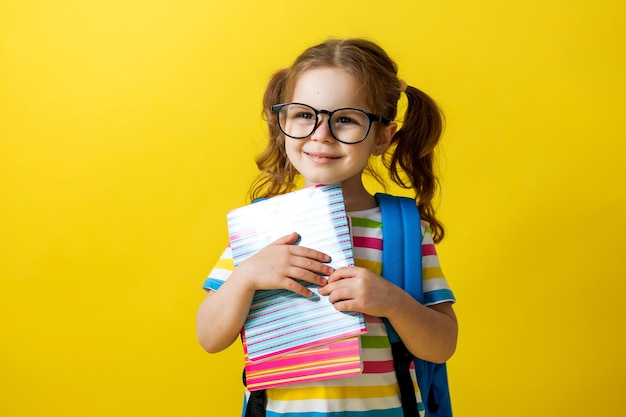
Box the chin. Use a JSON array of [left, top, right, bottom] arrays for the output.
[[304, 176, 345, 187]]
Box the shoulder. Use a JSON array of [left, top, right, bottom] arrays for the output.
[[348, 206, 381, 222]]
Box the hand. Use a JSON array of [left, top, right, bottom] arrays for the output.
[[319, 266, 398, 317], [235, 232, 334, 297]]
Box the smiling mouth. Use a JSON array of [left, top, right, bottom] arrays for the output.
[[304, 152, 341, 163]]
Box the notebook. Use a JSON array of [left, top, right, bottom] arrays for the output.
[[242, 333, 363, 391], [226, 184, 366, 389]]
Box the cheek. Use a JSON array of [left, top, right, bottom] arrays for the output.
[[284, 140, 302, 166], [349, 138, 378, 160]]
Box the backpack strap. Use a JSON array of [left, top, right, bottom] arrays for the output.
[[244, 390, 266, 417], [376, 193, 453, 417], [375, 193, 422, 417], [375, 193, 423, 301]]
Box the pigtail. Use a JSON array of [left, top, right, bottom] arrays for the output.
[[386, 85, 445, 242], [249, 69, 298, 201]]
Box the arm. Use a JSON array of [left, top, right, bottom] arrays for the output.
[[385, 291, 457, 363], [320, 269, 457, 363], [196, 232, 334, 353]]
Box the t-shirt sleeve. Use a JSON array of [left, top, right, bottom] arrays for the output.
[[202, 246, 234, 291], [421, 221, 456, 306]]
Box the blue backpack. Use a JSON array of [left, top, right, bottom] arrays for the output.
[[244, 194, 452, 417], [376, 193, 453, 417]]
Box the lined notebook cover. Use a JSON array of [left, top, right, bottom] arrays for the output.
[[227, 184, 365, 389]]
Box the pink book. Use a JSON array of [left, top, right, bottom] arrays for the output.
[[242, 334, 362, 391]]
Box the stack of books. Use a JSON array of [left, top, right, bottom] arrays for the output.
[[226, 184, 366, 390]]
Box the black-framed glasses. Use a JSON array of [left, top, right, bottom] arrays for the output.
[[271, 103, 391, 144]]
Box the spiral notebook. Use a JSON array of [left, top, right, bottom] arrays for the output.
[[226, 184, 366, 389]]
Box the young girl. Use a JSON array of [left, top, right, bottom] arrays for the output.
[[196, 38, 457, 417]]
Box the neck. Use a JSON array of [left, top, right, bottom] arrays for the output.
[[340, 180, 377, 212]]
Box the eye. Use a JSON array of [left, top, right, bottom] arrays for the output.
[[285, 105, 316, 122], [333, 110, 368, 127], [295, 110, 315, 120], [336, 116, 358, 124]]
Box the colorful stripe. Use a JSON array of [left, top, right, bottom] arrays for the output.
[[352, 236, 383, 250]]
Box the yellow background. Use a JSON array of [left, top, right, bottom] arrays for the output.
[[1, 1, 624, 416]]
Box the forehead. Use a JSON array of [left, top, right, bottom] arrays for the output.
[[290, 67, 368, 110]]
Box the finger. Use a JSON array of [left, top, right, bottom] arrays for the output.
[[326, 286, 354, 305], [285, 266, 329, 287], [272, 232, 301, 246], [280, 277, 314, 297], [327, 266, 355, 283], [291, 256, 335, 277], [289, 245, 332, 263], [332, 299, 356, 312], [318, 279, 340, 295]]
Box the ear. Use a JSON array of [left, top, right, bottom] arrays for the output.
[[373, 122, 397, 156]]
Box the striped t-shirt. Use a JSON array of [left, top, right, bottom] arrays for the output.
[[203, 206, 455, 417]]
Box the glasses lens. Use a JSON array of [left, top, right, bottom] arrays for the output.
[[330, 109, 370, 143], [278, 104, 317, 139]]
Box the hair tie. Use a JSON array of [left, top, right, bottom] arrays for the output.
[[399, 79, 408, 93]]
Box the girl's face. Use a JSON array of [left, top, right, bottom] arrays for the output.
[[285, 67, 395, 189]]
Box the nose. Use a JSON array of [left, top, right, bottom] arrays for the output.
[[310, 114, 335, 143]]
